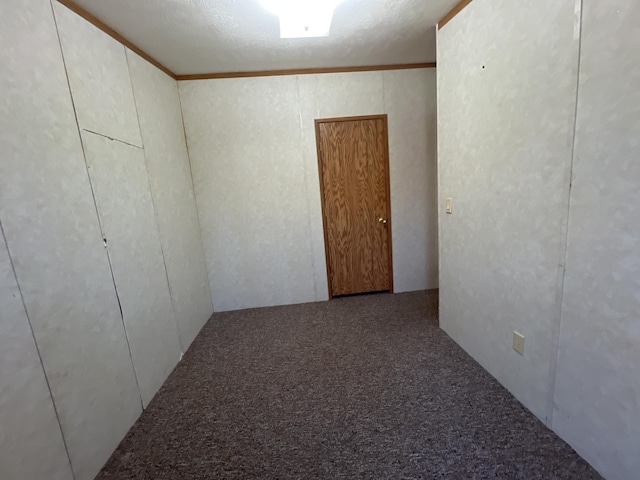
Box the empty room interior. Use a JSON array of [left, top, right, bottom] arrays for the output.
[[1, 0, 638, 479]]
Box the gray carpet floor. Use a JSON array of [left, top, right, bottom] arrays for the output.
[[97, 290, 601, 479]]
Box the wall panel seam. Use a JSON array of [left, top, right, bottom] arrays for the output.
[[295, 76, 320, 301], [124, 48, 185, 354], [50, 0, 145, 413], [82, 128, 143, 149], [0, 219, 76, 480], [545, 0, 584, 428], [176, 87, 215, 311]]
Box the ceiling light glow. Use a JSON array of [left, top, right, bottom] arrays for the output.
[[259, 0, 345, 38]]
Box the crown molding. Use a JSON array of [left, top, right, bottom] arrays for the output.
[[438, 0, 474, 30], [56, 0, 176, 79], [55, 1, 438, 82], [176, 63, 436, 81]]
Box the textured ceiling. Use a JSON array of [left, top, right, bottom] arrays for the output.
[[69, 0, 458, 75]]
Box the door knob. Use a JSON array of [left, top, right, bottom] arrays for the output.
[[378, 217, 387, 225]]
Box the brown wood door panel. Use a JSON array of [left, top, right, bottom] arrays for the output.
[[316, 115, 393, 298], [370, 119, 391, 293]]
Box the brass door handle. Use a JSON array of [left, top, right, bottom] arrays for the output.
[[378, 217, 387, 225]]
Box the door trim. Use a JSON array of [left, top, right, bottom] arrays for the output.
[[314, 114, 394, 299]]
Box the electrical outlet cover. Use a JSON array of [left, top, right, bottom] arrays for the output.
[[513, 331, 525, 355]]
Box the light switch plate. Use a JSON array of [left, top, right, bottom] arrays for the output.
[[445, 197, 453, 214], [513, 331, 525, 355]]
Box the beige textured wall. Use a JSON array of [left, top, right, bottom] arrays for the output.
[[126, 49, 214, 349], [179, 69, 438, 312], [437, 0, 640, 478], [1, 1, 142, 478], [437, 0, 580, 421], [0, 227, 74, 480], [0, 1, 211, 479], [54, 2, 183, 410], [552, 2, 640, 479]]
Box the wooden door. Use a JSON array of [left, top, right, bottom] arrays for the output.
[[315, 114, 393, 298]]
